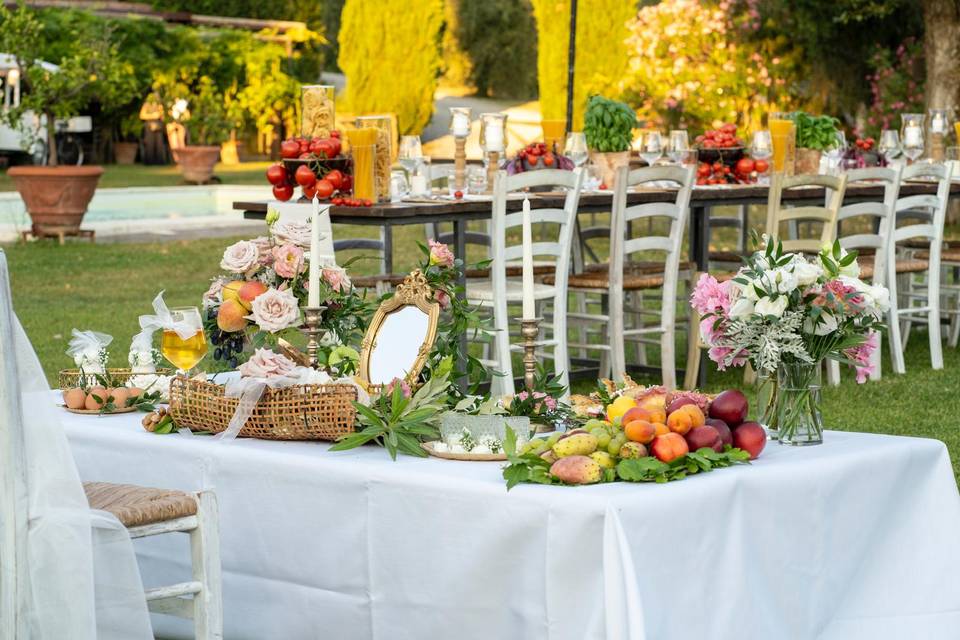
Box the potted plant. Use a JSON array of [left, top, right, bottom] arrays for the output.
[[114, 113, 141, 165], [793, 112, 840, 174], [155, 76, 233, 184], [0, 5, 131, 238], [583, 95, 638, 186]]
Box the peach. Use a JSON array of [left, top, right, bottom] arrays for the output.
[[222, 280, 245, 304], [666, 404, 705, 435], [63, 387, 86, 409], [109, 387, 130, 408], [237, 281, 268, 310], [622, 406, 667, 426], [85, 386, 107, 410], [217, 299, 249, 332], [653, 422, 669, 436], [624, 419, 656, 444], [651, 432, 689, 463]]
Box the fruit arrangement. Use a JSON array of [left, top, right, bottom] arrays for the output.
[[266, 132, 363, 205], [695, 123, 744, 150], [279, 133, 343, 161], [505, 142, 575, 175], [61, 382, 159, 415], [504, 385, 763, 488], [695, 156, 769, 186]]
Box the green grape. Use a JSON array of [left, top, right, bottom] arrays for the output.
[[596, 433, 612, 449]]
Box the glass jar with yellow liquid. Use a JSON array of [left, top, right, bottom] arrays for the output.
[[769, 112, 796, 176], [356, 115, 393, 202], [160, 307, 208, 375], [541, 119, 566, 154]]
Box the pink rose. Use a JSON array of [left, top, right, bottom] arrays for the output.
[[250, 236, 274, 266], [435, 289, 450, 309], [271, 220, 312, 249], [384, 377, 411, 399], [272, 243, 305, 279], [221, 240, 260, 274], [247, 287, 300, 333], [428, 239, 455, 268], [202, 278, 225, 309], [239, 348, 299, 380], [322, 265, 351, 292]]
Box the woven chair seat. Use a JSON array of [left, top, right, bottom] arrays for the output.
[[709, 271, 738, 283], [84, 482, 197, 528], [708, 250, 748, 264], [582, 260, 696, 275], [351, 274, 406, 289], [913, 249, 960, 262], [547, 270, 665, 291], [857, 256, 929, 280], [464, 263, 555, 279], [905, 239, 960, 250]]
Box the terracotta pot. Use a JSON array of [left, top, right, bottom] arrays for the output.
[[7, 165, 103, 234], [114, 142, 138, 165], [589, 150, 631, 187], [795, 148, 822, 174], [176, 145, 221, 183]]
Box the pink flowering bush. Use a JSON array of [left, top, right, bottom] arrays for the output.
[[862, 37, 924, 138]]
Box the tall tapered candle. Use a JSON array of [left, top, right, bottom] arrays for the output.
[[521, 196, 535, 319], [308, 194, 321, 308]]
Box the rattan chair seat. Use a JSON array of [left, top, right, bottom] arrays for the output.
[[857, 256, 929, 280], [708, 250, 748, 264], [545, 270, 665, 290], [464, 263, 555, 279], [84, 482, 198, 528], [582, 260, 696, 275], [913, 249, 960, 262]]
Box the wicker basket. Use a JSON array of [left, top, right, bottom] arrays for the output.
[[58, 368, 173, 390], [168, 376, 357, 441]]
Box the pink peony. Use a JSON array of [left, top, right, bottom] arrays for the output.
[[690, 273, 732, 315], [239, 348, 299, 380], [428, 239, 455, 268], [247, 287, 300, 333], [272, 243, 305, 279], [322, 265, 351, 292], [220, 240, 260, 274]]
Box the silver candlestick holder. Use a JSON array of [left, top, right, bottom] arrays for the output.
[[517, 317, 542, 391], [302, 306, 326, 369]]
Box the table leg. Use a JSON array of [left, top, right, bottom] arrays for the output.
[[382, 224, 394, 275], [453, 219, 469, 390], [689, 205, 709, 270]]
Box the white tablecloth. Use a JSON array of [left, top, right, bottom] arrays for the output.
[[61, 402, 960, 640]]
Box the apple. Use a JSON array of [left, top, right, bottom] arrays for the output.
[[685, 425, 723, 452], [709, 389, 749, 426], [732, 422, 766, 459], [705, 418, 733, 446], [666, 397, 698, 415]]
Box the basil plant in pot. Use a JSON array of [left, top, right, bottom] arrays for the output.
[[583, 95, 638, 186], [0, 4, 133, 238], [793, 112, 840, 174], [155, 76, 233, 184]]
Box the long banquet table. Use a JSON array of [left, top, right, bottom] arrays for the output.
[[63, 400, 960, 640]]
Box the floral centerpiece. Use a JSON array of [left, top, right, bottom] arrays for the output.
[[691, 236, 889, 445], [202, 219, 370, 375]]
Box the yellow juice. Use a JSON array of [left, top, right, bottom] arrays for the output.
[[770, 118, 795, 174], [161, 330, 208, 371], [542, 119, 566, 153], [346, 128, 378, 201], [955, 122, 960, 143]]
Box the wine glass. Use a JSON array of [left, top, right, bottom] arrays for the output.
[[564, 132, 588, 168], [878, 129, 902, 164], [399, 135, 423, 174], [750, 131, 773, 183], [900, 114, 925, 162], [667, 130, 689, 165], [160, 307, 208, 376], [640, 131, 663, 167], [825, 131, 847, 174]]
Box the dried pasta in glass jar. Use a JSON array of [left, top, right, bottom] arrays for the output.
[[301, 85, 335, 139]]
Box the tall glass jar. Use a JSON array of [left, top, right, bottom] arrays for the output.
[[754, 371, 779, 440], [769, 112, 796, 176], [357, 115, 393, 202], [777, 361, 824, 446], [928, 108, 951, 161], [300, 85, 335, 139], [345, 127, 377, 202]]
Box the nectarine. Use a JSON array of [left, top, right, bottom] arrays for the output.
[[651, 432, 689, 462], [709, 389, 749, 427], [732, 421, 766, 459], [705, 418, 733, 446], [685, 425, 723, 453]]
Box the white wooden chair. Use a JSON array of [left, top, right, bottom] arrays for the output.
[[766, 172, 847, 254], [557, 164, 695, 388], [466, 168, 585, 396], [824, 166, 902, 385], [887, 161, 953, 373]]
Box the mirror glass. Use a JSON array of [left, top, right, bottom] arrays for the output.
[[368, 306, 430, 385]]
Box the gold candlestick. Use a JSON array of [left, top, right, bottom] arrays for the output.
[[302, 306, 326, 369], [485, 150, 500, 194], [454, 136, 467, 191], [518, 317, 541, 391]]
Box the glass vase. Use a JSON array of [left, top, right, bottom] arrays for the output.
[[776, 361, 824, 446], [754, 372, 779, 440]]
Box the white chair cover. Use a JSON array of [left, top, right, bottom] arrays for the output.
[[0, 249, 153, 639]]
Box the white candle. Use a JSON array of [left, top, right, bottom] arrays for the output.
[[521, 197, 535, 320], [486, 124, 504, 152], [410, 174, 428, 196], [931, 115, 946, 134], [452, 112, 470, 137], [308, 195, 321, 308], [904, 125, 922, 147]]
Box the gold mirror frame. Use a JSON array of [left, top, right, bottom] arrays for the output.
[[359, 270, 440, 390]]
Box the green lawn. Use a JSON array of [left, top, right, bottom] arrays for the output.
[[0, 162, 272, 191]]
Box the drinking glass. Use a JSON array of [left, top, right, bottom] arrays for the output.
[[750, 131, 773, 184], [878, 129, 902, 164], [399, 135, 423, 174], [667, 130, 689, 165], [769, 112, 796, 175], [160, 307, 207, 375], [564, 132, 589, 168], [390, 169, 408, 201], [466, 165, 486, 194], [640, 131, 663, 167], [825, 131, 847, 174], [901, 113, 925, 162]]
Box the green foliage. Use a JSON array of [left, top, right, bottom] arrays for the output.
[[453, 0, 537, 98], [615, 447, 751, 483], [793, 112, 840, 151], [338, 0, 444, 135], [863, 37, 924, 137], [583, 95, 637, 152]]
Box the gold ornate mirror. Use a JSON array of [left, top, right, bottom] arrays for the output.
[[359, 270, 440, 389]]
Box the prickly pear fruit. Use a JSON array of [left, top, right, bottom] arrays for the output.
[[618, 441, 648, 459], [552, 432, 598, 458], [549, 455, 602, 484], [558, 428, 588, 440], [590, 451, 616, 469], [540, 449, 558, 464]]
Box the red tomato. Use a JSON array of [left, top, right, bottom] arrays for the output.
[[298, 152, 312, 160], [328, 138, 342, 157], [543, 153, 555, 166], [454, 190, 463, 199], [302, 182, 318, 199], [754, 159, 769, 173], [272, 183, 294, 201], [280, 140, 300, 159], [325, 169, 344, 190], [295, 164, 317, 187], [736, 158, 755, 175], [340, 174, 353, 193], [315, 179, 335, 199], [308, 140, 322, 154], [697, 163, 711, 178], [265, 164, 287, 186], [315, 139, 335, 158], [332, 197, 343, 206], [330, 130, 341, 139], [362, 199, 372, 206]]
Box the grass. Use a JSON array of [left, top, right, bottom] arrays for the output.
[[0, 162, 273, 191]]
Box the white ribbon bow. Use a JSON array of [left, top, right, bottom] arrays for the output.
[[66, 329, 112, 363], [139, 291, 198, 340]]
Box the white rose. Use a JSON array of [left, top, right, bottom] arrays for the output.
[[271, 220, 313, 249], [755, 296, 788, 318], [791, 261, 822, 286], [220, 240, 260, 274], [238, 348, 299, 380], [247, 288, 300, 333], [729, 297, 756, 319], [736, 276, 760, 301], [868, 284, 890, 313], [766, 268, 799, 294], [811, 312, 839, 336]]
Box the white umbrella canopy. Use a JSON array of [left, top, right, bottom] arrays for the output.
[[0, 248, 153, 640]]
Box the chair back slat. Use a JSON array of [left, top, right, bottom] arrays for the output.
[[505, 168, 581, 192], [623, 236, 675, 255], [626, 165, 691, 185], [624, 202, 683, 222], [839, 233, 885, 251], [504, 208, 569, 228], [503, 241, 563, 261], [766, 172, 846, 255], [893, 161, 953, 264], [774, 206, 838, 223], [831, 165, 901, 286], [893, 223, 937, 243]]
